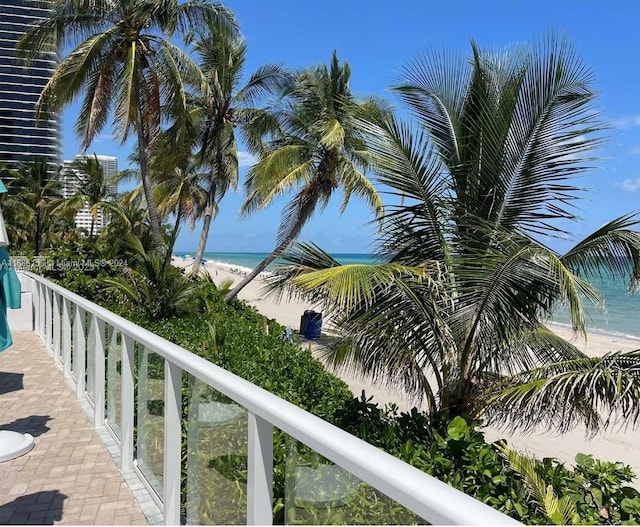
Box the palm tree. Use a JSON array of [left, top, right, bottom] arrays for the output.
[[66, 154, 120, 238], [0, 163, 30, 249], [181, 22, 285, 272], [17, 0, 237, 246], [224, 52, 384, 303], [104, 231, 200, 318], [99, 191, 153, 259], [265, 37, 640, 435], [5, 159, 64, 255], [151, 134, 208, 244]]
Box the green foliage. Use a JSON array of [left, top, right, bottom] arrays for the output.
[[568, 453, 640, 524], [103, 234, 201, 318], [128, 284, 354, 419], [44, 238, 129, 309], [499, 444, 580, 524], [3, 158, 67, 254]]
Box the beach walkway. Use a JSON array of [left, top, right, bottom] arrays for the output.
[[0, 332, 150, 525]]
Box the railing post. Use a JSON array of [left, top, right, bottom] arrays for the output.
[[53, 292, 61, 363], [32, 280, 40, 336], [45, 286, 53, 352], [94, 317, 106, 427], [247, 413, 273, 525], [74, 306, 86, 399], [31, 281, 40, 334], [38, 281, 45, 337], [120, 334, 135, 471], [164, 361, 182, 525], [62, 297, 72, 378]]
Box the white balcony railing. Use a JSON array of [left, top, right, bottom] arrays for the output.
[[21, 271, 520, 526]]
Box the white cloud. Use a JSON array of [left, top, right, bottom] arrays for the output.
[[613, 115, 640, 129], [621, 178, 640, 192], [558, 134, 587, 161], [95, 133, 114, 143], [631, 146, 640, 154], [238, 151, 258, 167]]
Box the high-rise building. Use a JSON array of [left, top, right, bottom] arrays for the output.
[[61, 155, 118, 235], [0, 0, 60, 169]]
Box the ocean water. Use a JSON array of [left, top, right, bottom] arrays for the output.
[[550, 274, 640, 339], [175, 251, 640, 339]]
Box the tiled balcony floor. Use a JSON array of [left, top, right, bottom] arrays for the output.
[[0, 331, 149, 525]]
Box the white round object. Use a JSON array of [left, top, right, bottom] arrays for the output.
[[0, 430, 34, 462]]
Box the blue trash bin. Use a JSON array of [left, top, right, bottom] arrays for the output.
[[304, 311, 322, 339], [299, 309, 313, 334]]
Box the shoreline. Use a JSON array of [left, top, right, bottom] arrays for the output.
[[173, 256, 640, 482], [175, 253, 640, 343], [547, 320, 640, 346]]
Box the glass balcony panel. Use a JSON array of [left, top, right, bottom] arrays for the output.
[[186, 375, 248, 525], [284, 436, 425, 525], [52, 293, 61, 362], [136, 346, 165, 497], [106, 327, 121, 439], [86, 315, 96, 404]]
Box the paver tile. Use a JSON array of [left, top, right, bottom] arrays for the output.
[[0, 332, 149, 525]]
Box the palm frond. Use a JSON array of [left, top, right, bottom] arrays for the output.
[[290, 262, 434, 313], [112, 41, 138, 145], [481, 350, 640, 435], [240, 145, 312, 216], [37, 27, 120, 120], [498, 444, 580, 525], [336, 159, 383, 219], [562, 212, 640, 291]]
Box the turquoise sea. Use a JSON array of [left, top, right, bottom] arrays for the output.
[[550, 275, 640, 340], [175, 251, 640, 339]]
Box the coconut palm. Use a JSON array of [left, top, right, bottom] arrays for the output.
[[100, 191, 153, 259], [104, 231, 200, 318], [179, 22, 285, 272], [224, 51, 385, 303], [0, 162, 30, 249], [5, 159, 65, 255], [65, 154, 121, 238], [151, 134, 208, 244], [17, 0, 237, 246], [265, 37, 640, 435]]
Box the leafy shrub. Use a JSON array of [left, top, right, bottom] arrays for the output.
[[103, 235, 201, 318]]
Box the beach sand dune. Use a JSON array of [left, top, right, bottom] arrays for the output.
[[174, 256, 640, 483]]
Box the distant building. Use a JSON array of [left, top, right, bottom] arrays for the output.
[[61, 155, 118, 235], [0, 0, 60, 170]]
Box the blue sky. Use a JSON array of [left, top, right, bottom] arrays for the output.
[[60, 1, 640, 254]]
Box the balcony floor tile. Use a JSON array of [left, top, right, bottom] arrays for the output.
[[0, 332, 149, 525]]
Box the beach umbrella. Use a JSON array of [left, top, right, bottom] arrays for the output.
[[0, 178, 34, 462]]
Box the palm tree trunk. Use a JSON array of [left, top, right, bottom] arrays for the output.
[[172, 206, 183, 242], [193, 181, 217, 273], [224, 219, 306, 303], [34, 210, 41, 256], [164, 207, 183, 270], [135, 93, 162, 247], [89, 216, 95, 239]]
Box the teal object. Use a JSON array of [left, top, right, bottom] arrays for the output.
[[0, 246, 21, 351], [0, 180, 6, 194]]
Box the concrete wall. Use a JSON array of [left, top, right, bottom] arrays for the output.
[[8, 273, 34, 331]]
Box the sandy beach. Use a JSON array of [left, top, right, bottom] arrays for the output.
[[174, 256, 640, 482]]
